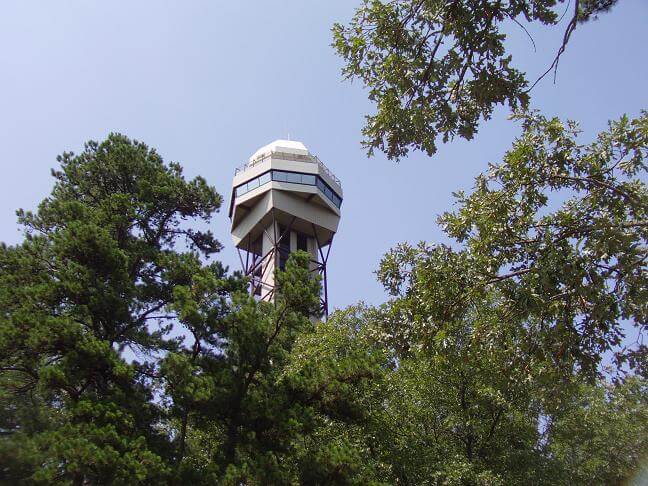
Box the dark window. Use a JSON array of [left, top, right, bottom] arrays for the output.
[[278, 225, 290, 270], [286, 172, 301, 184], [272, 171, 287, 182], [258, 172, 271, 186], [251, 235, 262, 255], [247, 178, 259, 190], [239, 170, 342, 209], [297, 232, 308, 252]]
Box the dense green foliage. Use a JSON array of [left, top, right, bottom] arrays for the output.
[[0, 134, 225, 483], [0, 136, 379, 484], [288, 112, 647, 484], [356, 114, 647, 484], [333, 0, 620, 159], [301, 305, 647, 484], [2, 117, 646, 484], [378, 111, 647, 378], [328, 3, 647, 481]]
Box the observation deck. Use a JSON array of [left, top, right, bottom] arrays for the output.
[[229, 140, 343, 248]]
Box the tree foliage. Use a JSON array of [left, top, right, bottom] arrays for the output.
[[0, 135, 383, 484], [288, 301, 648, 484], [378, 111, 647, 377], [0, 134, 223, 483], [333, 0, 621, 159], [1, 119, 646, 484]]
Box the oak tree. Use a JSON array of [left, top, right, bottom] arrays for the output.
[[334, 0, 621, 159]]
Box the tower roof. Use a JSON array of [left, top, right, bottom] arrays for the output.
[[249, 139, 309, 163]]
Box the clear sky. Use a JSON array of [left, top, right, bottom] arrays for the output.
[[1, 1, 646, 311]]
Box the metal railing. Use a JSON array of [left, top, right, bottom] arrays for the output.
[[234, 151, 341, 187]]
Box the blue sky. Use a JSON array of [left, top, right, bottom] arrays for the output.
[[1, 1, 646, 311]]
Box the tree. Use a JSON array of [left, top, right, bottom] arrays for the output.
[[378, 111, 647, 378], [2, 115, 645, 484], [290, 299, 648, 484], [367, 314, 548, 483], [0, 134, 384, 485], [545, 375, 648, 485], [333, 0, 621, 160], [0, 134, 223, 483], [168, 255, 389, 484], [282, 305, 390, 485], [162, 251, 324, 484]]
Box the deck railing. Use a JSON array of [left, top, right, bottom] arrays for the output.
[[234, 151, 341, 187]]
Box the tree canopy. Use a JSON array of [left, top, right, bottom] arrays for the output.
[[1, 120, 645, 484], [378, 111, 647, 378], [333, 0, 621, 160], [0, 135, 379, 484], [1, 4, 647, 480]]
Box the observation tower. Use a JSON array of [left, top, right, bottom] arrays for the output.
[[229, 140, 342, 315]]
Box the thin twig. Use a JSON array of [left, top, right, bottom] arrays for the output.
[[527, 0, 580, 91]]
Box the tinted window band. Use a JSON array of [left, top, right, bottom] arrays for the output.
[[235, 170, 342, 208]]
